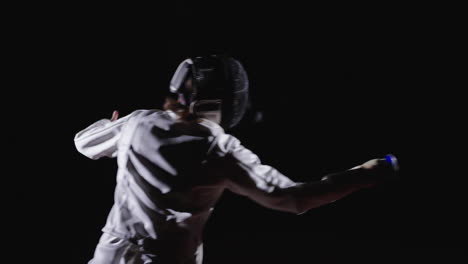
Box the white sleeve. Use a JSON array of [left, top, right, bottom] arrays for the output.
[[74, 116, 129, 160], [217, 135, 304, 214]]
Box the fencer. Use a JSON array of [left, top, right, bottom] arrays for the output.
[[75, 55, 399, 264]]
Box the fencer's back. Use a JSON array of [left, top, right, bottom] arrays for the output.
[[111, 110, 226, 261], [127, 110, 226, 210]]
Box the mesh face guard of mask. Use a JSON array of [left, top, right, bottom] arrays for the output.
[[169, 55, 249, 129]]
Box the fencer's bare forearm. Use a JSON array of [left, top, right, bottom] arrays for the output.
[[293, 168, 374, 214]]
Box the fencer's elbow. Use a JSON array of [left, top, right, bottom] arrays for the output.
[[294, 198, 329, 215], [294, 201, 310, 215], [74, 139, 99, 160], [74, 138, 85, 155], [287, 197, 309, 215]]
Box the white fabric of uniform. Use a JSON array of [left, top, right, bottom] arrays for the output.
[[75, 109, 313, 264]]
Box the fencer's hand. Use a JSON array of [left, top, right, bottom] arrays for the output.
[[322, 157, 398, 186], [355, 157, 398, 183], [111, 110, 119, 121], [358, 159, 380, 170]]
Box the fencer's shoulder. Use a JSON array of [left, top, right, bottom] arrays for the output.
[[197, 118, 225, 137], [195, 118, 243, 155], [207, 132, 243, 157], [128, 109, 164, 118], [125, 109, 169, 122]]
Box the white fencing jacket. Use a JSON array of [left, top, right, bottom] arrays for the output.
[[75, 109, 317, 262]]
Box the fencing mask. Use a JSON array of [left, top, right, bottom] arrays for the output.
[[170, 55, 249, 129]]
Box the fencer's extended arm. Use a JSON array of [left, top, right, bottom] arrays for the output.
[[220, 136, 374, 215], [74, 116, 130, 159], [289, 169, 375, 214]]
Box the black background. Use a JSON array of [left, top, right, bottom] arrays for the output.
[[12, 2, 465, 263]]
